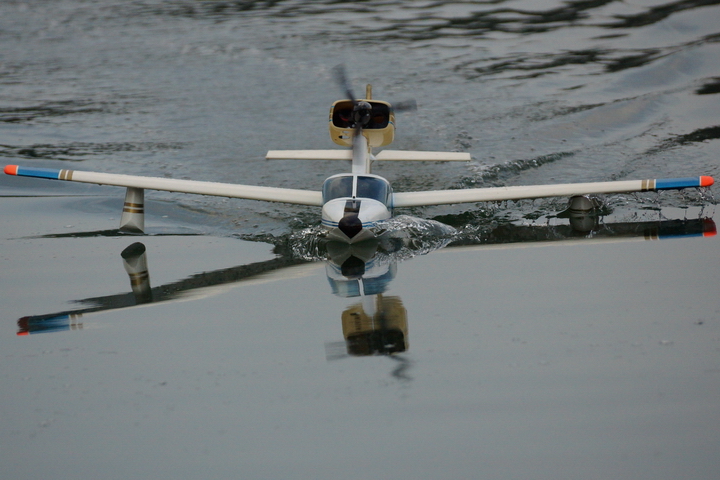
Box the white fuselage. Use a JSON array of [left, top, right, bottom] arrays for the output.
[[321, 197, 392, 229], [321, 173, 393, 242]]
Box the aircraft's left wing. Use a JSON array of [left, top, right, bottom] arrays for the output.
[[4, 165, 323, 206], [392, 176, 714, 208]]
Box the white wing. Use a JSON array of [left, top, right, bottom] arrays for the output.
[[4, 165, 323, 206], [392, 177, 713, 208], [5, 165, 712, 208]]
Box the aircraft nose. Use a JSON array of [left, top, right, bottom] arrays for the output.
[[338, 213, 363, 239]]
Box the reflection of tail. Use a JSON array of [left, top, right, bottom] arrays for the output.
[[342, 296, 408, 356]]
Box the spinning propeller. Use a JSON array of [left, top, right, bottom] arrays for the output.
[[332, 64, 373, 159], [332, 64, 371, 127], [331, 64, 417, 152]]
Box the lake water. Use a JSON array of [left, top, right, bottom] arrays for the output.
[[1, 1, 719, 478]]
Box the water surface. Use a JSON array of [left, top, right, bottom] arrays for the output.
[[1, 1, 719, 478]]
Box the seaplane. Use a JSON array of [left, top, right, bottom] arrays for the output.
[[3, 66, 715, 241]]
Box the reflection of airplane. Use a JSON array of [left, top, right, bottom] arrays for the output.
[[325, 240, 408, 357], [3, 66, 714, 243], [15, 216, 716, 360]]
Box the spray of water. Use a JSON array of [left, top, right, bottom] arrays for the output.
[[288, 215, 457, 262]]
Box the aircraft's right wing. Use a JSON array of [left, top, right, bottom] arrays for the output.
[[392, 176, 714, 208]]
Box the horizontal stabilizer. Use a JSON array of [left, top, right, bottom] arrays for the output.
[[375, 150, 471, 161], [266, 150, 352, 160], [266, 149, 471, 161]]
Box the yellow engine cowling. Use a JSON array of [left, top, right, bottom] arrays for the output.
[[329, 99, 395, 148]]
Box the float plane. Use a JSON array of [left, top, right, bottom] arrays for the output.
[[3, 67, 714, 242]]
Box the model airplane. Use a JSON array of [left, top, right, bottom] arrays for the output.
[[3, 67, 715, 242]]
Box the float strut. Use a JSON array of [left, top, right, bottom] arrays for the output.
[[119, 187, 145, 233]]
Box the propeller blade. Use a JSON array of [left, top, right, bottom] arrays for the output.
[[332, 64, 357, 105], [332, 64, 367, 157], [393, 99, 417, 112]]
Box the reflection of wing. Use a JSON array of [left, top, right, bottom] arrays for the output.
[[82, 257, 310, 309], [4, 165, 323, 206], [17, 253, 313, 335], [393, 177, 714, 207], [447, 218, 716, 248]]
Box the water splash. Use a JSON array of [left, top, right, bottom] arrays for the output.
[[288, 215, 457, 262]]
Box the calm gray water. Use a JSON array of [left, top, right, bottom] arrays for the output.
[[1, 1, 719, 479]]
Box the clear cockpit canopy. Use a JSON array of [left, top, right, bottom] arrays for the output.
[[322, 174, 392, 206]]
